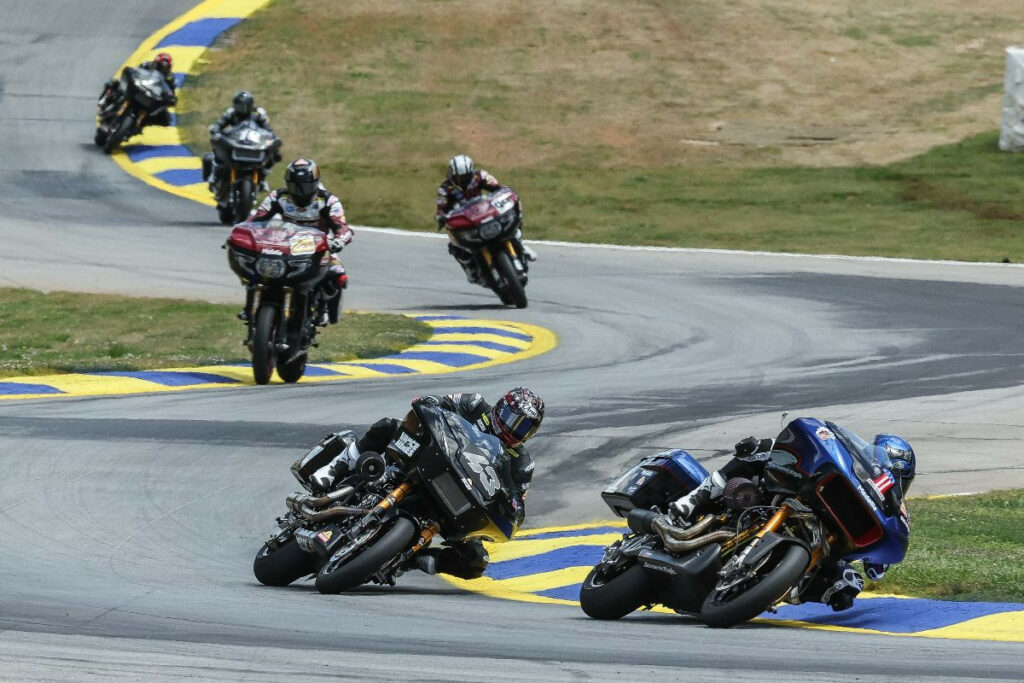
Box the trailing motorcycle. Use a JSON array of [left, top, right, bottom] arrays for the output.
[[580, 418, 910, 627], [253, 399, 521, 593], [94, 67, 175, 154], [225, 217, 345, 384], [202, 120, 281, 225], [442, 186, 530, 308]]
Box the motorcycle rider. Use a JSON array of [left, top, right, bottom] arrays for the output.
[[435, 154, 536, 283], [668, 432, 916, 611], [312, 388, 544, 580], [205, 91, 281, 194], [246, 158, 352, 326], [97, 52, 177, 126]]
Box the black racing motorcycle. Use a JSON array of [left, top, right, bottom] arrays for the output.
[[202, 120, 281, 225], [253, 399, 521, 593], [94, 67, 175, 154]]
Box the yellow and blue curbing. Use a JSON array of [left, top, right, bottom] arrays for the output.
[[108, 0, 273, 205], [442, 521, 1024, 642], [0, 315, 557, 400]]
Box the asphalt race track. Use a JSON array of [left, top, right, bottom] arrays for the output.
[[2, 2, 1023, 680]]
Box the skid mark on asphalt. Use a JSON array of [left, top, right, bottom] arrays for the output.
[[0, 316, 556, 400], [105, 0, 271, 205], [441, 521, 1024, 642]]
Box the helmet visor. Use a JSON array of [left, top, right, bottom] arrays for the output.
[[494, 402, 539, 446]]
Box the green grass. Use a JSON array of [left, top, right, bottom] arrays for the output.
[[177, 1, 1024, 263], [870, 490, 1024, 602], [0, 288, 429, 377]]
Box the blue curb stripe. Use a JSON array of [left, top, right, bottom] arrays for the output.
[[414, 315, 465, 321], [154, 168, 204, 186], [156, 17, 243, 48], [763, 597, 1024, 633], [95, 370, 239, 386], [536, 585, 582, 602], [341, 363, 417, 375], [431, 326, 531, 341], [301, 365, 349, 377], [393, 351, 491, 367], [0, 382, 64, 395], [486, 546, 605, 581], [519, 526, 625, 541], [173, 72, 187, 88], [124, 144, 193, 162], [419, 340, 524, 353], [168, 112, 178, 126]]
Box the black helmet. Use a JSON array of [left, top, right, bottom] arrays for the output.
[[491, 387, 544, 448], [284, 158, 321, 207], [233, 90, 254, 117], [447, 154, 475, 191]]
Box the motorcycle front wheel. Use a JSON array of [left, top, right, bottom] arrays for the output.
[[253, 536, 317, 587], [276, 353, 307, 384], [699, 544, 809, 628], [233, 177, 254, 224], [579, 562, 651, 620], [493, 250, 527, 309], [103, 113, 133, 154], [252, 305, 278, 385], [314, 517, 417, 594]]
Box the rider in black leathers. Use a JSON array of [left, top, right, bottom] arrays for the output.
[[205, 90, 280, 193], [97, 52, 177, 126], [315, 388, 543, 579]]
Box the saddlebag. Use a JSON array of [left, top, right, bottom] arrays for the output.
[[601, 450, 709, 517]]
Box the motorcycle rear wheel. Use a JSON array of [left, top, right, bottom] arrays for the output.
[[103, 113, 133, 154], [253, 536, 317, 587], [314, 517, 417, 594], [699, 544, 809, 628], [579, 562, 651, 620], [493, 250, 527, 309], [252, 305, 278, 385]]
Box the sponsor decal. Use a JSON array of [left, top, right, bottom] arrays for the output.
[[816, 426, 835, 441], [641, 561, 676, 576], [853, 481, 881, 513], [261, 248, 283, 255], [316, 530, 333, 544], [392, 431, 420, 458]]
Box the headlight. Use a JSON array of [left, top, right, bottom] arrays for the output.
[[480, 220, 502, 240], [233, 253, 255, 271], [256, 258, 286, 279], [290, 261, 310, 275]]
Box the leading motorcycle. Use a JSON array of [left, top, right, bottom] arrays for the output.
[[253, 399, 521, 593], [202, 120, 281, 225], [442, 186, 530, 308], [225, 217, 345, 384], [580, 418, 910, 627], [94, 67, 175, 154]]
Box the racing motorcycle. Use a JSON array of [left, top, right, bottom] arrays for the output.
[[580, 418, 910, 628], [442, 186, 530, 308], [225, 217, 345, 384], [253, 398, 521, 593], [202, 120, 281, 225], [94, 67, 175, 154]]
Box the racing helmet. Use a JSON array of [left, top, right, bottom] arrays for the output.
[[154, 52, 173, 75], [447, 154, 475, 191], [874, 434, 916, 494], [491, 387, 544, 448], [233, 90, 255, 118], [284, 158, 321, 207]]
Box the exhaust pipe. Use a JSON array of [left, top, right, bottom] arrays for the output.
[[651, 515, 735, 553]]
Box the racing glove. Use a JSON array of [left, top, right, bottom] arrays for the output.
[[328, 236, 346, 253], [821, 566, 864, 612], [436, 215, 446, 230], [864, 563, 888, 581]]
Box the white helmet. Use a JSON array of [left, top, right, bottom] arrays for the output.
[[447, 154, 475, 190]]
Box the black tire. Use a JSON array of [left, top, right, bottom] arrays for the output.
[[700, 544, 809, 628], [103, 113, 133, 154], [493, 250, 527, 308], [579, 562, 651, 620], [276, 353, 307, 383], [253, 536, 317, 587], [252, 305, 278, 385], [217, 204, 234, 225], [314, 517, 417, 594], [93, 127, 107, 147], [234, 177, 254, 224]]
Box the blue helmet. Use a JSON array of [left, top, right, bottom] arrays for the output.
[[874, 434, 916, 494]]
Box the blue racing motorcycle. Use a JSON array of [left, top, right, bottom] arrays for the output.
[[580, 418, 911, 627]]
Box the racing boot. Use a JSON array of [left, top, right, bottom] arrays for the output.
[[435, 539, 489, 580], [669, 470, 727, 525], [309, 442, 360, 493]]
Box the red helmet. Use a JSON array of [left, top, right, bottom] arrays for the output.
[[154, 52, 173, 74], [491, 387, 544, 448]]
